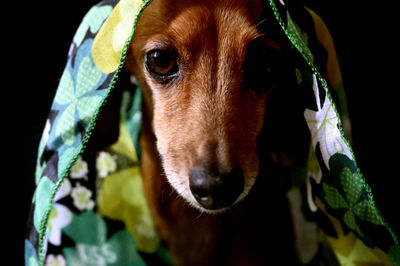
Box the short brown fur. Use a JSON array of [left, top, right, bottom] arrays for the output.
[[125, 0, 298, 264]]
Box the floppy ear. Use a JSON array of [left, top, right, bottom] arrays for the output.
[[258, 72, 311, 169], [257, 2, 348, 168], [255, 38, 310, 168]]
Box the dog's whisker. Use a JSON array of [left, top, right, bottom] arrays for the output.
[[255, 18, 268, 28], [168, 189, 176, 197], [195, 210, 204, 219]]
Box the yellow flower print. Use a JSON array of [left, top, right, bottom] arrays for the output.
[[92, 0, 144, 73], [97, 123, 160, 253]]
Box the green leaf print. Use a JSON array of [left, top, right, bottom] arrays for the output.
[[62, 211, 146, 266], [52, 38, 106, 146], [323, 167, 383, 238], [54, 58, 103, 145], [25, 240, 39, 266], [33, 176, 55, 231], [73, 5, 113, 47]]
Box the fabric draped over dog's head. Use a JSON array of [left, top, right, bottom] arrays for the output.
[[25, 0, 399, 265]]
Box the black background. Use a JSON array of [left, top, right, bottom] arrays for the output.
[[10, 0, 399, 264]]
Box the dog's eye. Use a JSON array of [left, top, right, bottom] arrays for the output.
[[145, 49, 179, 82], [243, 38, 283, 94]]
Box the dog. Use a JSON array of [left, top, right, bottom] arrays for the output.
[[124, 0, 309, 264]]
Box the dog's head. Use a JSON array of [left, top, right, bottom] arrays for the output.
[[126, 0, 287, 212]]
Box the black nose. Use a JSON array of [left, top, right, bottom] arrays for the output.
[[189, 165, 244, 210]]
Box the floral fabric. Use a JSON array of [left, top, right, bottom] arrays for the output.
[[25, 0, 399, 265]]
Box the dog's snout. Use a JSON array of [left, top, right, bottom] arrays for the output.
[[189, 165, 244, 210]]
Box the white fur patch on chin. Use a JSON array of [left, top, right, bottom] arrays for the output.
[[163, 168, 200, 207], [163, 167, 258, 214]]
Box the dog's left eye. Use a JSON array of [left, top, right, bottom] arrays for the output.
[[243, 37, 283, 94], [145, 49, 179, 82]]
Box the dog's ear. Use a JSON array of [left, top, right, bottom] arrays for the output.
[[257, 48, 311, 169], [258, 87, 311, 169]]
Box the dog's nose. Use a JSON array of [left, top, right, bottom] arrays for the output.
[[189, 165, 244, 210]]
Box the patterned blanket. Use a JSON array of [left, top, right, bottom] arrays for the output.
[[25, 0, 399, 265]]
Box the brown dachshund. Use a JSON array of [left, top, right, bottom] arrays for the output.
[[125, 0, 306, 264]]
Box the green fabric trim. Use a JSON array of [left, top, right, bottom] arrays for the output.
[[267, 0, 398, 249], [37, 1, 153, 264], [335, 82, 348, 117]]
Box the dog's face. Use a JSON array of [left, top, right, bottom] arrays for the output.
[[126, 0, 283, 212]]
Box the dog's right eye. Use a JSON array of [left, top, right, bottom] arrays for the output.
[[145, 49, 179, 83]]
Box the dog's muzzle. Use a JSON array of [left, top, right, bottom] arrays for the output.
[[189, 165, 244, 210]]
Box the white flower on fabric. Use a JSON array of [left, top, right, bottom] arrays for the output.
[[48, 204, 73, 246], [70, 156, 89, 179], [45, 254, 66, 266], [48, 179, 72, 246], [71, 183, 95, 210], [43, 119, 51, 145], [96, 151, 117, 178], [54, 176, 72, 202], [304, 75, 352, 170]]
